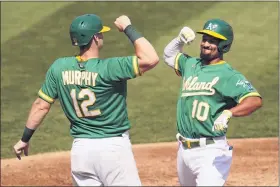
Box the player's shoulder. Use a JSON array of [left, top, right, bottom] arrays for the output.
[[101, 56, 134, 62], [99, 56, 135, 67], [179, 53, 199, 66], [222, 62, 245, 78], [53, 56, 76, 65], [44, 56, 76, 74], [179, 53, 196, 61], [49, 56, 76, 69]]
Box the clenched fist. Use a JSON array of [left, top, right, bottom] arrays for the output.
[[13, 140, 29, 160], [114, 15, 132, 32], [178, 27, 196, 45]]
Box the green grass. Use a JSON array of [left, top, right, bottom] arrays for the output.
[[1, 2, 74, 44], [1, 2, 278, 158]]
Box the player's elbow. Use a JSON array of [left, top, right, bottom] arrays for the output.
[[138, 56, 159, 73], [247, 97, 263, 114], [144, 55, 160, 67], [33, 98, 52, 112], [254, 97, 263, 109], [163, 45, 170, 59], [151, 55, 160, 66], [146, 57, 160, 70]]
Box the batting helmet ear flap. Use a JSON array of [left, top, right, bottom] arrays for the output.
[[222, 44, 230, 53], [220, 43, 232, 53], [218, 39, 233, 53]]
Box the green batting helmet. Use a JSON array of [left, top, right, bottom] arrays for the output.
[[69, 14, 110, 46], [197, 19, 234, 53]]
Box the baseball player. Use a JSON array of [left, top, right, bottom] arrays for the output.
[[163, 19, 262, 186], [13, 14, 159, 186]]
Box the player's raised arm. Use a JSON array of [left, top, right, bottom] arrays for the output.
[[163, 27, 195, 68], [114, 15, 159, 73]]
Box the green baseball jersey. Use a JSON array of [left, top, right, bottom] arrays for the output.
[[38, 56, 141, 138], [174, 53, 261, 138]]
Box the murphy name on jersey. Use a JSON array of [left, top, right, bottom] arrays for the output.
[[62, 70, 98, 86]]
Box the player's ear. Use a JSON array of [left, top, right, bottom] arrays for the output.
[[94, 33, 103, 41], [92, 35, 99, 46]]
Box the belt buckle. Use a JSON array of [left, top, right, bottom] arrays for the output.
[[186, 140, 191, 148], [181, 137, 192, 149], [181, 140, 192, 149]]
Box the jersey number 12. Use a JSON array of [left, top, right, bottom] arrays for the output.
[[70, 88, 101, 117], [191, 100, 210, 121]]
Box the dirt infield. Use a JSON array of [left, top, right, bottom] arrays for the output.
[[1, 137, 278, 186]]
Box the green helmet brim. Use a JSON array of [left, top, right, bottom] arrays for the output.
[[99, 26, 111, 33], [197, 30, 227, 40]]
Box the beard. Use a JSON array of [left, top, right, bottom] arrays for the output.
[[200, 52, 214, 62], [200, 48, 222, 62]]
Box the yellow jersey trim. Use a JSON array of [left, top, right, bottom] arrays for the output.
[[210, 60, 226, 65], [197, 30, 227, 40], [38, 89, 55, 104], [76, 56, 86, 62], [174, 53, 183, 76], [239, 92, 261, 103], [133, 56, 141, 77]]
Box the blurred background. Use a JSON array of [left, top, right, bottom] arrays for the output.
[[1, 1, 278, 158]]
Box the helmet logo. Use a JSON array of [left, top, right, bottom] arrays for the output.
[[206, 23, 218, 31]]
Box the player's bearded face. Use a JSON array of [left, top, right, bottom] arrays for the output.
[[200, 35, 220, 61]]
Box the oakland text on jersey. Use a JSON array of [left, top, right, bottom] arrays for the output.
[[181, 76, 219, 97], [62, 70, 98, 86]]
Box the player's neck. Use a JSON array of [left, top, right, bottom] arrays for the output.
[[202, 54, 223, 65], [208, 58, 223, 65], [79, 49, 99, 61]]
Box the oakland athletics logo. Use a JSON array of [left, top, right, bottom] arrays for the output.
[[206, 23, 218, 31], [181, 76, 219, 97]]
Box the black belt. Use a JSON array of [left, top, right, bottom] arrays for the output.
[[178, 135, 215, 149]]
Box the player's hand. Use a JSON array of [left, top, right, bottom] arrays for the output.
[[13, 140, 29, 160], [114, 15, 132, 32], [178, 27, 196, 45], [212, 110, 232, 131]]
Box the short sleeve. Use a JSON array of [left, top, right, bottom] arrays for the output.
[[38, 63, 58, 104], [174, 53, 192, 76], [106, 56, 141, 81], [223, 73, 261, 104]]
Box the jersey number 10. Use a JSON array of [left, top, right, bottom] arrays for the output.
[[70, 88, 101, 117], [191, 99, 210, 121]]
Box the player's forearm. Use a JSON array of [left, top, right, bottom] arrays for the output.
[[20, 98, 51, 143], [163, 37, 184, 68], [229, 97, 262, 117], [25, 98, 51, 129]]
